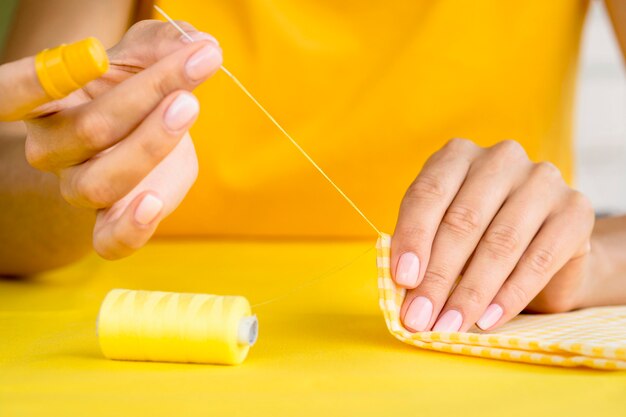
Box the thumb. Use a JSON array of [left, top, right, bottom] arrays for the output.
[[0, 55, 47, 121], [0, 37, 109, 122]]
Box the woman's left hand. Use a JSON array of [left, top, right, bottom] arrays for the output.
[[391, 138, 595, 332]]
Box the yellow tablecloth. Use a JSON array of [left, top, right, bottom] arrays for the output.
[[1, 238, 625, 416]]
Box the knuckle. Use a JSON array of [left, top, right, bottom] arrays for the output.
[[444, 137, 473, 153], [422, 265, 453, 291], [393, 224, 430, 248], [138, 133, 172, 163], [482, 223, 521, 259], [503, 280, 530, 307], [480, 140, 528, 174], [441, 204, 481, 238], [567, 191, 594, 217], [491, 139, 526, 159], [59, 176, 76, 206], [73, 173, 115, 208], [405, 174, 446, 202], [156, 20, 187, 41], [74, 111, 112, 151], [111, 223, 145, 253], [128, 19, 156, 35], [532, 161, 562, 182], [93, 240, 120, 261], [147, 70, 175, 100], [24, 137, 48, 171], [453, 283, 485, 306], [521, 247, 555, 276], [427, 138, 476, 167]]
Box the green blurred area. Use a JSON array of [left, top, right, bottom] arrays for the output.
[[0, 0, 18, 57]]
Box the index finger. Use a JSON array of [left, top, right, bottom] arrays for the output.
[[391, 139, 480, 288]]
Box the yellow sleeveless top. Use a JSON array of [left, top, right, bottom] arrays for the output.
[[154, 0, 588, 238]]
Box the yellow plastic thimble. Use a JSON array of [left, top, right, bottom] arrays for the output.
[[35, 37, 109, 100]]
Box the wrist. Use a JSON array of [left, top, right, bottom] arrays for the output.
[[577, 216, 626, 308]]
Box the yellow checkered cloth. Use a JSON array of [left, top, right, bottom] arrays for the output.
[[376, 233, 626, 370]]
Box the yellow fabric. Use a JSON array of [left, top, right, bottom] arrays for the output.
[[377, 234, 626, 370], [153, 0, 587, 238], [2, 239, 626, 416]]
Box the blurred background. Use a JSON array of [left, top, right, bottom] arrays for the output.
[[0, 1, 16, 47], [1, 0, 624, 214], [575, 1, 626, 215]]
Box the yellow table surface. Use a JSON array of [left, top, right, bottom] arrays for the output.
[[1, 238, 625, 416]]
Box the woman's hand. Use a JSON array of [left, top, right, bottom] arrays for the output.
[[22, 20, 222, 260], [391, 138, 595, 332]]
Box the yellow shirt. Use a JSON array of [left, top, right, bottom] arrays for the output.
[[155, 0, 588, 238]]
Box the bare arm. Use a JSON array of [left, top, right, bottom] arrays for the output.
[[583, 216, 626, 308], [606, 0, 626, 60], [0, 0, 135, 275]]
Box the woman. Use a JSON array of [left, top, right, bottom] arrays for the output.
[[1, 0, 625, 333]]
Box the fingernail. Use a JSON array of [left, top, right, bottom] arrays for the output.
[[433, 310, 463, 332], [134, 194, 163, 225], [164, 93, 199, 130], [396, 252, 420, 287], [477, 304, 503, 330], [404, 296, 433, 332], [185, 45, 221, 81]]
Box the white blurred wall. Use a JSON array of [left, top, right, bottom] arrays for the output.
[[575, 1, 626, 214]]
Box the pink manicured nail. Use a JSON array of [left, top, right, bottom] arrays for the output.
[[185, 45, 221, 81], [404, 297, 433, 332], [477, 304, 503, 330], [396, 252, 420, 287], [164, 93, 199, 130], [134, 194, 163, 225], [433, 310, 463, 332]]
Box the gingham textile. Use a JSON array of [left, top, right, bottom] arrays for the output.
[[377, 233, 626, 370]]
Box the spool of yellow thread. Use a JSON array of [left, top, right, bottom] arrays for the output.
[[35, 37, 109, 99], [97, 289, 258, 365]]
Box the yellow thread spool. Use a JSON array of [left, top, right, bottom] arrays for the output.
[[35, 37, 109, 99], [97, 289, 258, 365]]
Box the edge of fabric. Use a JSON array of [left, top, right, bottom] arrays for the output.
[[376, 233, 626, 370]]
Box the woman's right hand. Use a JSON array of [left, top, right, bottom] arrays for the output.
[[18, 21, 222, 259]]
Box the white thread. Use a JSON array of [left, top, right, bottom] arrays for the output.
[[153, 5, 381, 236]]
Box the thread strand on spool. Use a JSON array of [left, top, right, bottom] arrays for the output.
[[97, 289, 257, 365]]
